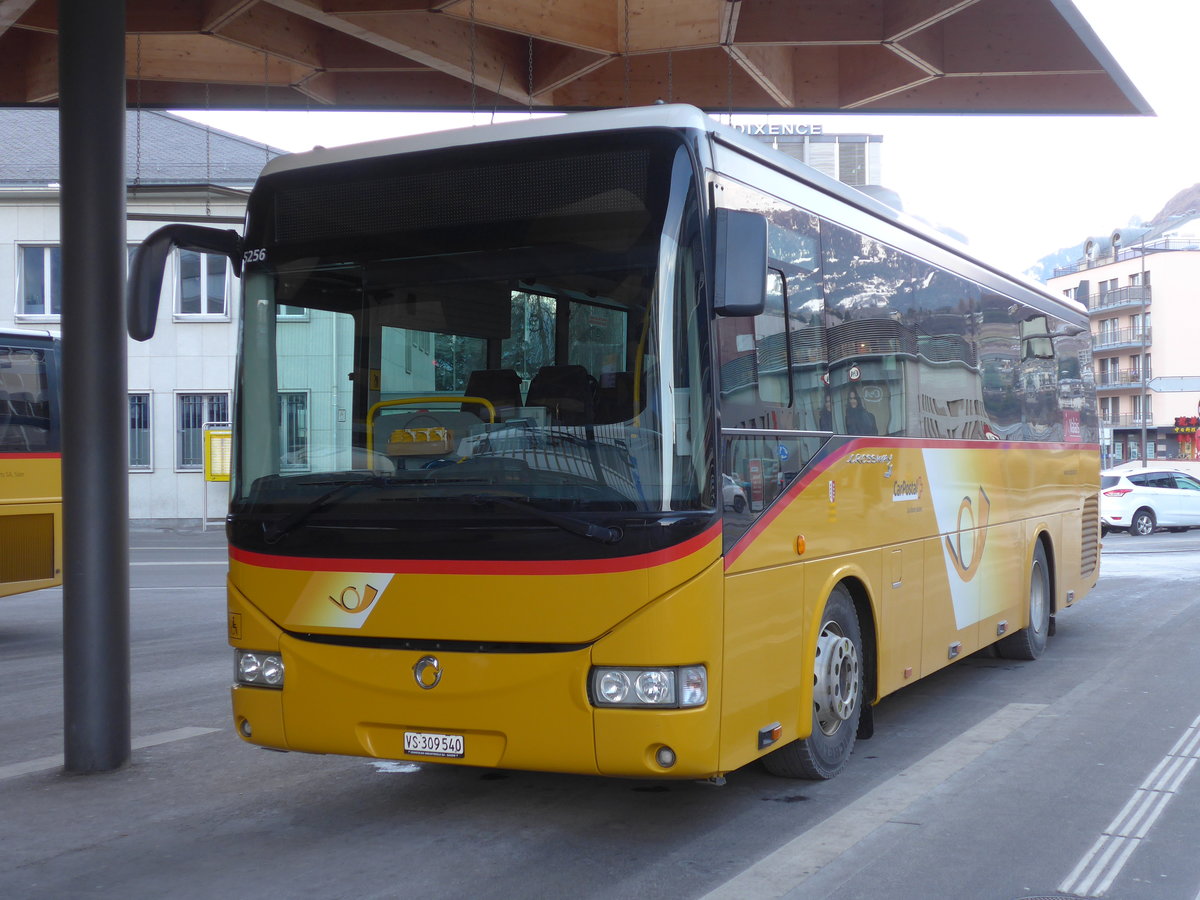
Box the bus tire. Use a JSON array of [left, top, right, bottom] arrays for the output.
[[763, 584, 863, 780], [997, 541, 1050, 660]]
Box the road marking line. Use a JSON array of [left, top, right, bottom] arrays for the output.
[[0, 726, 220, 782], [1060, 711, 1200, 897], [701, 702, 1046, 900]]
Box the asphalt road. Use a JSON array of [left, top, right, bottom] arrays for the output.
[[3, 528, 1200, 899]]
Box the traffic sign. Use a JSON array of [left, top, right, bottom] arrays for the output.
[[1147, 376, 1200, 392]]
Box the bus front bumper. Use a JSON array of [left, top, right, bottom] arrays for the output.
[[231, 634, 722, 779]]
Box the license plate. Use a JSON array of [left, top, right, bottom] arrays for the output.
[[404, 731, 465, 758]]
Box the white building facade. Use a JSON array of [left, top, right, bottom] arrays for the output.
[[1, 110, 280, 526], [733, 121, 883, 186]]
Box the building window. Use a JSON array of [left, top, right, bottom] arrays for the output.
[[1097, 356, 1118, 386], [17, 245, 63, 318], [1132, 393, 1152, 424], [279, 391, 308, 471], [277, 304, 308, 319], [177, 392, 229, 470], [177, 249, 231, 318], [837, 142, 867, 186], [129, 393, 152, 470]]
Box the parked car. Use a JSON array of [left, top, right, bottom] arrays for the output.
[[1100, 466, 1200, 536], [722, 474, 748, 513]]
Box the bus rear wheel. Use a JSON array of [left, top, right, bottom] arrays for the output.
[[997, 541, 1050, 660], [763, 584, 863, 780]]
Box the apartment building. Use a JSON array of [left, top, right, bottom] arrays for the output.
[[1046, 209, 1200, 466]]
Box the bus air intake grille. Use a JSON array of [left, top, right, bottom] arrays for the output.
[[274, 150, 650, 245], [0, 513, 54, 584], [1081, 494, 1099, 577]]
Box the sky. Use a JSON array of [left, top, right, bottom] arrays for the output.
[[177, 0, 1200, 279]]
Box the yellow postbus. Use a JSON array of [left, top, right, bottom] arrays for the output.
[[0, 328, 62, 599], [128, 106, 1100, 780]]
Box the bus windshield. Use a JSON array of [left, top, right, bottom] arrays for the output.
[[230, 133, 713, 558]]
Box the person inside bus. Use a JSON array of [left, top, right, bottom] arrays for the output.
[[818, 392, 833, 431], [844, 386, 878, 435]]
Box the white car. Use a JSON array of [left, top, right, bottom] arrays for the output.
[[1100, 466, 1200, 536], [722, 474, 748, 514]]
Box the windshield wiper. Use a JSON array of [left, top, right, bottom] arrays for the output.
[[466, 493, 623, 545], [262, 474, 389, 544]]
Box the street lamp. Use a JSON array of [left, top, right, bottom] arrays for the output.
[[1126, 228, 1151, 467], [1139, 258, 1148, 468]]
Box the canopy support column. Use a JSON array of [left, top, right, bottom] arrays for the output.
[[59, 0, 131, 774]]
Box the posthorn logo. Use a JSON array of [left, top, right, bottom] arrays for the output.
[[413, 656, 443, 690]]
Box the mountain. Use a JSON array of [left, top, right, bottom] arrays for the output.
[[1148, 183, 1200, 227]]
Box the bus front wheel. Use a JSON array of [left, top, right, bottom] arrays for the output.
[[763, 584, 863, 780], [996, 541, 1050, 660]]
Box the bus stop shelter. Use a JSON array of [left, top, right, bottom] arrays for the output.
[[5, 0, 1149, 773]]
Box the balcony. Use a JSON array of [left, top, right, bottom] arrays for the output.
[[1089, 285, 1151, 312], [1092, 326, 1151, 352], [1101, 413, 1155, 429], [1096, 368, 1150, 389], [1053, 238, 1200, 277]]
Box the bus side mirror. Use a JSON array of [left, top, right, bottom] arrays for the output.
[[127, 224, 243, 341], [713, 209, 767, 317]]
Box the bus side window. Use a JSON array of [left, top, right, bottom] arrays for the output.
[[822, 221, 909, 437], [716, 270, 801, 431]]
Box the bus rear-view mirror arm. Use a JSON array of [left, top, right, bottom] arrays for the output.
[[713, 208, 767, 318], [127, 224, 243, 341]]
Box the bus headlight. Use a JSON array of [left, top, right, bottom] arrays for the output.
[[235, 650, 285, 688], [589, 665, 706, 708]]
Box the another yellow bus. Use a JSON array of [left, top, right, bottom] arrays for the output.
[[129, 106, 1100, 780], [0, 328, 62, 599]]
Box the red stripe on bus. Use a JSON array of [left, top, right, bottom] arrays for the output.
[[0, 452, 61, 459], [229, 521, 722, 576], [723, 437, 1099, 569]]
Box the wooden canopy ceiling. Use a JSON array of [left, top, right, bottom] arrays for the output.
[[0, 0, 1150, 114]]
